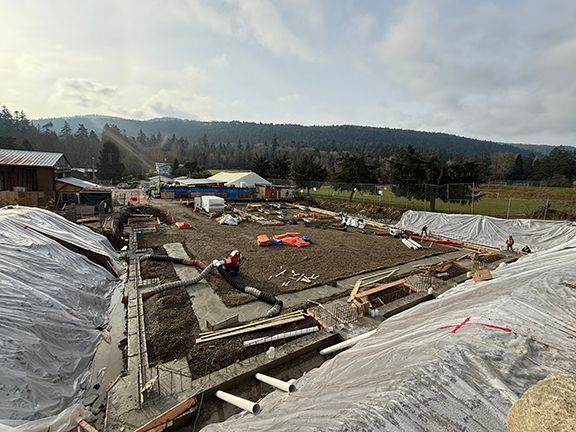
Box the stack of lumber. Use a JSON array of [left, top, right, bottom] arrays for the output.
[[196, 311, 307, 344]]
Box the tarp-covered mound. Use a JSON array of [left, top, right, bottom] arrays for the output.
[[0, 206, 120, 422], [398, 210, 576, 252], [202, 235, 576, 431]]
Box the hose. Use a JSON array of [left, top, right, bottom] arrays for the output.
[[147, 260, 219, 297], [140, 254, 207, 269], [217, 266, 283, 317]]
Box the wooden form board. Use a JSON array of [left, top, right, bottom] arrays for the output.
[[133, 396, 197, 432], [206, 314, 239, 331], [348, 269, 399, 302], [77, 419, 99, 432], [196, 312, 306, 343], [355, 279, 407, 299]]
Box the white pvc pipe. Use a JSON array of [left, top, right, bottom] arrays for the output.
[[319, 329, 377, 355], [255, 373, 296, 393], [215, 390, 261, 415], [408, 238, 422, 249], [243, 326, 319, 347], [401, 238, 415, 249]]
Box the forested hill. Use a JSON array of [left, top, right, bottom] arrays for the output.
[[34, 115, 543, 158]]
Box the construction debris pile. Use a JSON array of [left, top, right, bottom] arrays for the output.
[[0, 206, 121, 424]]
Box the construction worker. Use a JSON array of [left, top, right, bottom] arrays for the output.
[[506, 235, 514, 252], [420, 225, 429, 237]]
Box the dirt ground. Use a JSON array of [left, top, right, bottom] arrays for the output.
[[144, 282, 318, 369], [138, 199, 452, 307], [140, 245, 179, 283], [144, 287, 199, 366]]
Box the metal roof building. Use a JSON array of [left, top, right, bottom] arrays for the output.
[[0, 149, 71, 169]]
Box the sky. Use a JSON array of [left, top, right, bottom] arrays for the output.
[[1, 0, 575, 146]]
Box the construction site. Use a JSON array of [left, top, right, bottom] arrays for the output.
[[1, 192, 576, 432]]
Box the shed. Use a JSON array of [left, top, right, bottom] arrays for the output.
[[56, 177, 113, 217], [0, 149, 71, 206]]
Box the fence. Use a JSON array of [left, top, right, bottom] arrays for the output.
[[268, 179, 576, 219]]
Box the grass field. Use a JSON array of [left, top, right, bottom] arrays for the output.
[[306, 185, 576, 218]]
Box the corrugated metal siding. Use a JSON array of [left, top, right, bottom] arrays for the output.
[[0, 150, 66, 167]]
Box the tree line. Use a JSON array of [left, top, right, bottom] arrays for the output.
[[2, 105, 576, 188]]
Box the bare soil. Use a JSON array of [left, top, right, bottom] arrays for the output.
[[139, 245, 179, 283], [144, 287, 199, 366], [187, 316, 318, 380], [137, 200, 452, 307], [144, 283, 318, 370]]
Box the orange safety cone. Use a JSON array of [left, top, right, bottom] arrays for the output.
[[166, 210, 171, 217], [171, 216, 175, 224], [179, 198, 182, 205], [186, 200, 189, 206]]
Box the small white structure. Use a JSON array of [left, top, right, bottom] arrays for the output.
[[208, 171, 271, 188], [202, 195, 225, 213]]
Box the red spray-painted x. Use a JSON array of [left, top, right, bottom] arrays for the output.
[[438, 316, 512, 334]]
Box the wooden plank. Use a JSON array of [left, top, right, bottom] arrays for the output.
[[198, 311, 305, 337], [77, 419, 99, 432], [360, 269, 399, 287], [197, 314, 305, 340], [355, 279, 406, 299], [206, 314, 239, 331], [133, 396, 197, 432], [347, 280, 363, 303], [196, 315, 306, 343]]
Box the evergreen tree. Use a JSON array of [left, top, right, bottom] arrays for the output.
[[97, 141, 125, 181], [509, 154, 525, 180], [334, 153, 378, 201], [388, 146, 479, 211], [269, 154, 291, 179], [75, 123, 89, 138], [172, 157, 180, 174], [251, 154, 271, 178], [291, 154, 328, 195], [60, 121, 72, 137]]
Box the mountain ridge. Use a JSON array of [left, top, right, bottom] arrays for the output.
[[32, 115, 556, 157]]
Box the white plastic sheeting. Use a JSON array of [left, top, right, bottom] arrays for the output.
[[0, 405, 89, 432], [399, 210, 576, 252], [0, 207, 120, 425], [202, 237, 576, 431]]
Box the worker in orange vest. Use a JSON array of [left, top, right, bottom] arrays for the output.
[[506, 235, 514, 252]]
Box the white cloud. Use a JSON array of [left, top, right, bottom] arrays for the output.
[[372, 0, 576, 144]]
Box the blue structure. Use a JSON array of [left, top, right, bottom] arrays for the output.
[[160, 186, 254, 200]]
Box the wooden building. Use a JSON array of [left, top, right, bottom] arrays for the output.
[[0, 149, 71, 206]]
